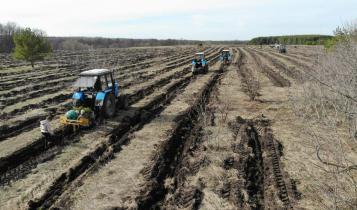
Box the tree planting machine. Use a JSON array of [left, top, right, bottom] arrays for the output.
[[220, 49, 232, 65], [60, 69, 127, 128], [191, 52, 209, 75]]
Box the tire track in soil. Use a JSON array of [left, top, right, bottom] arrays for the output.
[[227, 116, 300, 209], [244, 48, 291, 87], [236, 48, 261, 101]]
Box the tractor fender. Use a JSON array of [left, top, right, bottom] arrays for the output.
[[96, 89, 115, 106], [95, 91, 107, 107], [72, 91, 85, 101]]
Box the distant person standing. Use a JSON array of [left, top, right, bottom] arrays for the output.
[[40, 115, 53, 148]]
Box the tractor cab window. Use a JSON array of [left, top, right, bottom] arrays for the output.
[[195, 54, 203, 61], [222, 51, 229, 57], [74, 76, 97, 90], [107, 74, 114, 88], [94, 77, 102, 91], [100, 74, 110, 90]]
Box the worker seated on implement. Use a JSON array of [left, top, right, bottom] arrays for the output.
[[62, 69, 121, 128]]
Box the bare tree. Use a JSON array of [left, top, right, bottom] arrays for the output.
[[292, 22, 357, 209], [0, 22, 21, 53]]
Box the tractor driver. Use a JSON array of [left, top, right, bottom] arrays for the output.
[[94, 76, 102, 91], [195, 55, 202, 65]]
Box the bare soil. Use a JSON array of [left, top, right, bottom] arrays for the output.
[[0, 45, 352, 210]]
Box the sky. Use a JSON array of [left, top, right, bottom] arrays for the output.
[[1, 0, 357, 40]]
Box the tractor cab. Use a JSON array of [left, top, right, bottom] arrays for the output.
[[73, 69, 119, 109], [192, 52, 208, 74], [220, 50, 232, 65], [278, 45, 287, 53], [60, 69, 126, 128]]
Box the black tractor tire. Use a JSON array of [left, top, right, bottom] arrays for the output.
[[118, 95, 128, 109], [102, 93, 116, 118], [204, 65, 209, 74]]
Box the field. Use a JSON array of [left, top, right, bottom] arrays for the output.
[[0, 45, 338, 209]]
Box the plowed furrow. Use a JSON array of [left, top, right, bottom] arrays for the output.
[[236, 48, 261, 100], [0, 52, 221, 190], [250, 48, 304, 81], [245, 48, 291, 87], [24, 56, 222, 210]]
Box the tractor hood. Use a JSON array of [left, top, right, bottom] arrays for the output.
[[73, 76, 97, 88]]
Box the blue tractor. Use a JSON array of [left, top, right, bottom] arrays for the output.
[[220, 49, 232, 65], [61, 69, 127, 127], [191, 52, 209, 75]]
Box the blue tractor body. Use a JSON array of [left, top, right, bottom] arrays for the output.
[[192, 52, 209, 75], [220, 50, 232, 65], [71, 69, 126, 119]]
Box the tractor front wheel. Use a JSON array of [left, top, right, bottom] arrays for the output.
[[102, 93, 116, 118]]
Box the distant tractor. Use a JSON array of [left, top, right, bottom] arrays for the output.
[[277, 44, 287, 53], [191, 52, 208, 75], [220, 49, 232, 65], [60, 69, 127, 127]]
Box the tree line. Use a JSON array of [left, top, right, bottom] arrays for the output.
[[0, 22, 245, 53], [249, 35, 333, 45], [48, 37, 245, 50], [0, 22, 21, 53]]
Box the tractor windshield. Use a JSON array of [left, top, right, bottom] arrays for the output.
[[73, 76, 97, 88], [195, 54, 204, 60]]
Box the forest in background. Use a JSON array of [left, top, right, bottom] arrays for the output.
[[249, 35, 333, 45], [0, 22, 245, 53]]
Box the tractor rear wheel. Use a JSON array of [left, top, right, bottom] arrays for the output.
[[118, 95, 128, 109], [102, 93, 116, 118], [204, 65, 209, 74]]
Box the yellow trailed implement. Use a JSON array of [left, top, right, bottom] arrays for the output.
[[60, 116, 90, 127]]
